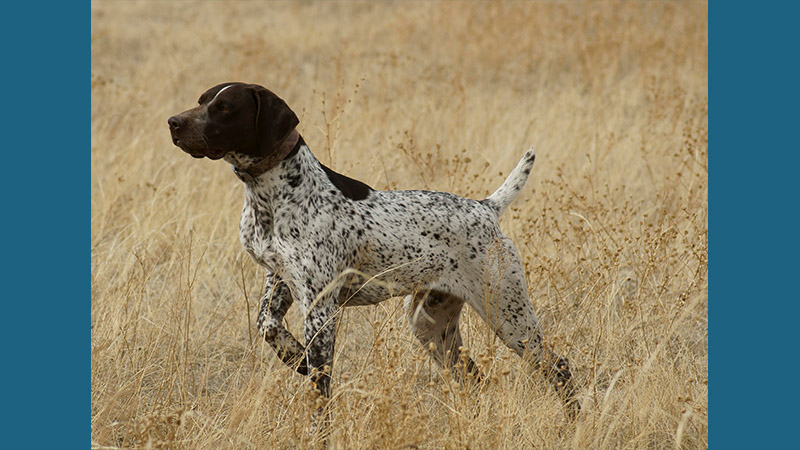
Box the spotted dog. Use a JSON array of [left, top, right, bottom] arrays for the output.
[[168, 82, 580, 419]]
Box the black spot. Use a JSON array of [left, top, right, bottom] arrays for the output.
[[287, 174, 301, 187]]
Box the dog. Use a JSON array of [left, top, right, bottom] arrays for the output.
[[168, 82, 580, 422]]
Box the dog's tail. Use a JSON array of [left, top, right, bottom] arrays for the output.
[[482, 148, 536, 217]]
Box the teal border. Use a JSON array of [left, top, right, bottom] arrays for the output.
[[711, 2, 798, 448], [4, 1, 797, 448], [2, 2, 88, 448]]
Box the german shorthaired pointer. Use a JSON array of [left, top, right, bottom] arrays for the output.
[[168, 82, 579, 420]]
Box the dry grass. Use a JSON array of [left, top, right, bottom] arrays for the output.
[[91, 1, 708, 449]]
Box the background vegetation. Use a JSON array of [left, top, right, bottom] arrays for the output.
[[91, 1, 708, 448]]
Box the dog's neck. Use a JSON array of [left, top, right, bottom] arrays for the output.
[[235, 134, 373, 204], [232, 129, 301, 183], [236, 136, 320, 219]]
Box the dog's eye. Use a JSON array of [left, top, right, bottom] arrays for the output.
[[217, 103, 232, 113]]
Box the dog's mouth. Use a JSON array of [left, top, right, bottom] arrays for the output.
[[173, 140, 204, 159], [205, 148, 227, 160], [171, 136, 227, 160]]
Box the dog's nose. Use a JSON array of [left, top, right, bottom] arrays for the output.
[[168, 116, 184, 130]]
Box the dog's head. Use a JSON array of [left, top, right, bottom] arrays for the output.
[[168, 82, 299, 163]]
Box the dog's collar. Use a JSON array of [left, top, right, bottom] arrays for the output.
[[232, 130, 301, 183]]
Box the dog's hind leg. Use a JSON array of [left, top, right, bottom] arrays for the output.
[[463, 237, 580, 417], [404, 290, 482, 383]]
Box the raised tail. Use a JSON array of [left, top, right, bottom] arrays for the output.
[[482, 148, 536, 216]]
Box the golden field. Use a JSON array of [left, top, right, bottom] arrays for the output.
[[91, 1, 708, 448]]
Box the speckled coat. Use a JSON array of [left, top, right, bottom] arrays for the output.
[[167, 82, 579, 419]]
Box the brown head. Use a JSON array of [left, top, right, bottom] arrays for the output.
[[167, 82, 299, 165]]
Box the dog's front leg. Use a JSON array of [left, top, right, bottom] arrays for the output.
[[257, 273, 308, 375], [303, 292, 339, 398], [299, 286, 340, 442]]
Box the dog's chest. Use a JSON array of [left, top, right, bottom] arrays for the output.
[[238, 193, 281, 269]]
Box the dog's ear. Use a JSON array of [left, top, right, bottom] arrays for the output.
[[251, 85, 299, 156]]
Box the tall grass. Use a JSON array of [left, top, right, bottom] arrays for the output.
[[91, 1, 708, 448]]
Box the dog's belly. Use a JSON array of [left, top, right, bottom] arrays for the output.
[[338, 282, 399, 306], [335, 254, 452, 307]]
